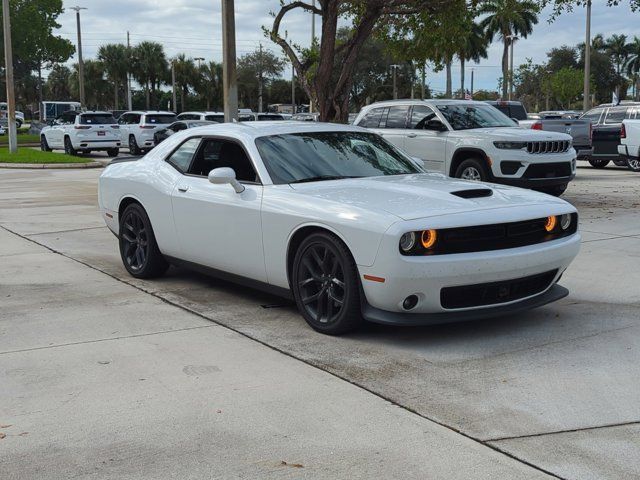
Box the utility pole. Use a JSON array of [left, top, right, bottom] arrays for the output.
[[390, 64, 400, 100], [221, 0, 238, 122], [194, 57, 204, 68], [258, 43, 263, 113], [421, 63, 426, 100], [71, 6, 87, 107], [171, 60, 177, 112], [470, 68, 475, 97], [310, 0, 316, 114], [2, 0, 17, 152], [583, 0, 592, 111], [127, 31, 132, 110]]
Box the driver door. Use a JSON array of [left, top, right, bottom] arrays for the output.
[[170, 137, 266, 282], [402, 105, 449, 172]]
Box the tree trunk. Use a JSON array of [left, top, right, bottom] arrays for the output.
[[181, 88, 186, 113], [114, 81, 119, 110], [460, 58, 465, 97], [145, 81, 150, 110], [501, 40, 509, 99], [445, 60, 452, 97]]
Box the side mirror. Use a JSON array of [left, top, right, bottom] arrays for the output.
[[425, 119, 447, 131], [411, 156, 426, 169], [511, 117, 520, 124], [208, 167, 245, 193]]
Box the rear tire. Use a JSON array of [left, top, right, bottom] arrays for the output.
[[119, 203, 169, 279], [589, 159, 610, 168], [292, 232, 362, 335], [538, 183, 568, 197], [454, 158, 489, 182], [107, 148, 120, 157], [40, 135, 52, 152], [64, 136, 77, 156], [627, 156, 640, 172], [129, 135, 141, 155], [613, 159, 628, 167]]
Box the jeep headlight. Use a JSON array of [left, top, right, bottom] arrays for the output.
[[493, 141, 527, 150]]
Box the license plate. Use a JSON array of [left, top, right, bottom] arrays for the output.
[[98, 131, 105, 136]]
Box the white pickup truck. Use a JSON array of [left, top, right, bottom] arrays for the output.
[[355, 99, 577, 196], [618, 119, 640, 172]]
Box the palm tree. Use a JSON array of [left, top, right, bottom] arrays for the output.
[[606, 34, 630, 96], [625, 36, 640, 100], [69, 60, 110, 109], [97, 43, 129, 110], [194, 61, 223, 110], [173, 54, 198, 112], [45, 64, 72, 100], [479, 0, 539, 99], [131, 41, 168, 109], [458, 21, 489, 96]]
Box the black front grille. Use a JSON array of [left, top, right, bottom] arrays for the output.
[[523, 162, 573, 179], [440, 270, 558, 309], [526, 140, 571, 154]]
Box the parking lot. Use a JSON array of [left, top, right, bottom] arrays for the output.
[[1, 164, 639, 479]]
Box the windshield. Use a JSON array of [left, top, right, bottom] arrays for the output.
[[80, 114, 117, 125], [205, 114, 224, 122], [255, 131, 422, 184], [437, 104, 515, 130], [145, 114, 176, 124]]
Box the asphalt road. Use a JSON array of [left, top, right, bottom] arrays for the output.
[[1, 163, 638, 479]]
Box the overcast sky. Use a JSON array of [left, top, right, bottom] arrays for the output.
[[55, 0, 639, 94]]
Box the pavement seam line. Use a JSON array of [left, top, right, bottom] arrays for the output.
[[0, 324, 218, 356], [25, 225, 107, 237], [484, 420, 640, 443], [0, 223, 567, 480]]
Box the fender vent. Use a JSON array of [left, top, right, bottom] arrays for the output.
[[451, 188, 493, 199]]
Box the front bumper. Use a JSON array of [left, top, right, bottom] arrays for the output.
[[362, 284, 569, 326], [358, 231, 580, 322]]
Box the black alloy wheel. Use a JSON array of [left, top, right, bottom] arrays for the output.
[[292, 232, 362, 335], [627, 157, 640, 172], [119, 203, 168, 278], [129, 135, 141, 155], [40, 135, 52, 152], [64, 136, 77, 156]]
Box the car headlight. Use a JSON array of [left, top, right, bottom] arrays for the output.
[[399, 232, 416, 252], [545, 216, 557, 232], [493, 141, 527, 150], [421, 229, 437, 249], [560, 214, 572, 230]]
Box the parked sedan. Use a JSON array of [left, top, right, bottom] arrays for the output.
[[154, 120, 214, 145], [99, 122, 580, 335]]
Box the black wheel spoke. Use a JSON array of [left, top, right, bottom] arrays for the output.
[[302, 290, 321, 305]]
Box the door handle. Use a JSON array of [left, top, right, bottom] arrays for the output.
[[407, 133, 417, 138], [177, 186, 189, 193]]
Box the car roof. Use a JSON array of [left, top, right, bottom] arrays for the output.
[[361, 98, 491, 108], [122, 111, 176, 115], [183, 120, 365, 140]]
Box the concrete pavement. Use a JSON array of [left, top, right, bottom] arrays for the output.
[[1, 165, 639, 479]]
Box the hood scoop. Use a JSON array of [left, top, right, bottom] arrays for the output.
[[451, 188, 494, 199]]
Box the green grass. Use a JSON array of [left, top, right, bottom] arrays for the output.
[[0, 133, 41, 145], [0, 148, 91, 164]]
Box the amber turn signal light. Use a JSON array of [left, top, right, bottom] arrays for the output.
[[545, 216, 557, 232], [421, 229, 437, 249]]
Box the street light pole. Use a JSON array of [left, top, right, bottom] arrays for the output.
[[2, 0, 17, 153], [583, 0, 592, 111], [507, 35, 518, 101], [221, 0, 238, 122], [309, 0, 316, 114], [390, 64, 400, 100], [171, 60, 177, 112], [194, 57, 204, 68], [127, 31, 132, 110], [71, 6, 87, 107]]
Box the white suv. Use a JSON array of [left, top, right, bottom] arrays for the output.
[[40, 111, 121, 156], [118, 111, 177, 154], [177, 111, 224, 123], [355, 99, 576, 196]]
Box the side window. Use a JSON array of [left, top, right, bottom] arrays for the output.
[[118, 114, 128, 125], [383, 106, 409, 129], [410, 105, 437, 129], [604, 107, 627, 124], [581, 108, 603, 123], [166, 138, 201, 173], [130, 114, 141, 125], [358, 108, 385, 128], [188, 139, 258, 182]]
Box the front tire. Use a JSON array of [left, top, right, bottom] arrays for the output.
[[292, 232, 362, 335], [40, 135, 52, 152], [119, 203, 169, 279], [107, 148, 120, 157], [589, 159, 610, 168], [129, 135, 141, 155], [454, 158, 489, 182], [64, 136, 77, 156]]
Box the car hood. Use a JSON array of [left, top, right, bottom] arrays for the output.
[[453, 127, 572, 141], [289, 174, 569, 221]]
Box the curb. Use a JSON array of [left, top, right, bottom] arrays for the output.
[[0, 161, 104, 170]]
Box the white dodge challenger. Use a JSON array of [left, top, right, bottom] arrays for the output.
[[98, 122, 580, 335]]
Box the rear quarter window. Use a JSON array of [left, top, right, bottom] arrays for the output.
[[80, 114, 116, 125], [145, 114, 177, 124], [358, 108, 386, 128]]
